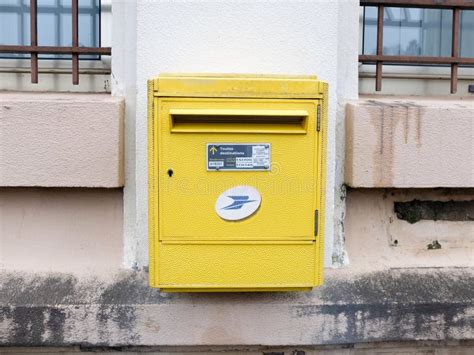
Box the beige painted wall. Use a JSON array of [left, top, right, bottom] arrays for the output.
[[344, 188, 474, 272], [345, 97, 474, 188], [0, 188, 123, 275], [0, 92, 124, 187], [1, 187, 471, 276]]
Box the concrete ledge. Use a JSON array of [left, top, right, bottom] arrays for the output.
[[0, 92, 124, 187], [1, 268, 473, 346], [345, 97, 474, 188]]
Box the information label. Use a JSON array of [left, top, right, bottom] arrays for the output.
[[206, 143, 271, 171]]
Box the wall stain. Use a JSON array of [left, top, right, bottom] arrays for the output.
[[9, 306, 45, 345], [45, 308, 66, 344], [293, 303, 472, 345], [364, 100, 424, 187], [394, 200, 474, 224], [366, 101, 395, 187], [1, 269, 473, 346]]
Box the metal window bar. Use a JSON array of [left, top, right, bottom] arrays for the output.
[[360, 0, 474, 94], [0, 0, 111, 85]]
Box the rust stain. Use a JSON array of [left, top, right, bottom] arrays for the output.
[[405, 106, 409, 145], [394, 101, 423, 148], [416, 106, 422, 148], [367, 100, 395, 187], [365, 100, 426, 187]]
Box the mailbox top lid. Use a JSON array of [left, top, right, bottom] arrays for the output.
[[152, 73, 326, 99]]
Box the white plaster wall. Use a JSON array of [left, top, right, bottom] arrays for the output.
[[111, 0, 138, 268], [114, 0, 359, 268]]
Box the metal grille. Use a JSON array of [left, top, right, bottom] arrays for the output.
[[360, 0, 474, 94], [0, 0, 111, 85]]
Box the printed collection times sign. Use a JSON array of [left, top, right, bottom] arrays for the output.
[[206, 143, 271, 171]]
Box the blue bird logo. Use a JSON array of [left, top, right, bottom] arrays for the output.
[[221, 196, 257, 210]]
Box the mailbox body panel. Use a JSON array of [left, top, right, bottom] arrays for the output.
[[158, 98, 318, 241], [148, 74, 328, 292], [158, 242, 316, 291]]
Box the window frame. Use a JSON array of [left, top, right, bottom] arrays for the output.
[[358, 4, 474, 95], [360, 5, 474, 62], [0, 0, 111, 90]]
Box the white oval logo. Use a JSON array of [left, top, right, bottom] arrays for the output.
[[215, 185, 261, 221]]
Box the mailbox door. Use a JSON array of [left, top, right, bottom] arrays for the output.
[[155, 98, 321, 242]]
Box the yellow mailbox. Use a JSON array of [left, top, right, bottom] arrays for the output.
[[148, 74, 328, 291]]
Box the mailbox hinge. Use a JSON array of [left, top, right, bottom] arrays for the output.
[[314, 209, 319, 236], [316, 105, 321, 132]]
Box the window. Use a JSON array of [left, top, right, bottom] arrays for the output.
[[359, 2, 474, 95], [0, 0, 101, 60], [362, 6, 474, 60], [0, 0, 110, 90]]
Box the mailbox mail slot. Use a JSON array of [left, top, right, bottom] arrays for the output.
[[148, 74, 328, 291]]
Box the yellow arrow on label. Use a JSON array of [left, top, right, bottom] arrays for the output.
[[210, 146, 218, 154]]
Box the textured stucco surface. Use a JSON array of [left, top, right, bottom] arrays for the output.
[[116, 0, 359, 270], [0, 92, 124, 187], [0, 188, 123, 275], [345, 97, 474, 188], [1, 268, 473, 346]]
